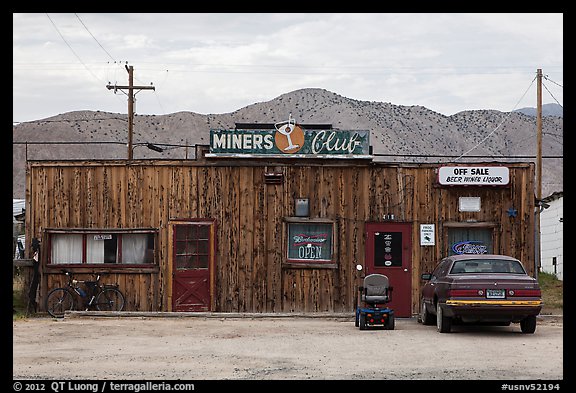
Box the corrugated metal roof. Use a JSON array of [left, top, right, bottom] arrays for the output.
[[13, 199, 25, 221]]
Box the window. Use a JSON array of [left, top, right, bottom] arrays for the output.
[[447, 227, 493, 255], [374, 231, 403, 267], [285, 219, 335, 267], [431, 259, 451, 280], [174, 224, 210, 269], [48, 230, 156, 265], [450, 259, 526, 274]]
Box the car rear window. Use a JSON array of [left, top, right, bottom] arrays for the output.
[[450, 259, 526, 274]]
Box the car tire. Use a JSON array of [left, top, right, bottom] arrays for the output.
[[355, 309, 359, 327], [436, 302, 452, 333], [419, 299, 435, 325], [520, 315, 537, 334]]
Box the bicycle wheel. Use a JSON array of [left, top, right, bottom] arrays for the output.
[[96, 288, 125, 312], [45, 288, 74, 318]]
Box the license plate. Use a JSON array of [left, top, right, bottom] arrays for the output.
[[486, 289, 506, 299]]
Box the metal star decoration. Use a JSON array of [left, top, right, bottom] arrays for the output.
[[507, 207, 518, 218]]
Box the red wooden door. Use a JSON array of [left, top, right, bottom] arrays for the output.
[[172, 221, 215, 312], [365, 222, 412, 317]]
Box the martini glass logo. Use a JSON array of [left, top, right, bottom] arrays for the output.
[[274, 114, 304, 154]]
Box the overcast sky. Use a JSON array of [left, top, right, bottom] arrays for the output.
[[13, 13, 563, 124]]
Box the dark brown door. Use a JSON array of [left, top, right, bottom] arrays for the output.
[[365, 222, 412, 317], [171, 221, 215, 312]]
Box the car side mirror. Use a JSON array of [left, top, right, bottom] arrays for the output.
[[421, 273, 432, 280]]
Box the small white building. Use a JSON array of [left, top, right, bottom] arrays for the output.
[[13, 198, 25, 223], [540, 192, 563, 280], [13, 198, 26, 259]]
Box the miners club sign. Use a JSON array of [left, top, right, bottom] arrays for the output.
[[208, 119, 370, 158]]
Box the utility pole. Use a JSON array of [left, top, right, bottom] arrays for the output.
[[536, 68, 543, 201], [106, 65, 155, 160], [535, 68, 543, 278]]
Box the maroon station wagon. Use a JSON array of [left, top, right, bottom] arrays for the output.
[[419, 254, 542, 333]]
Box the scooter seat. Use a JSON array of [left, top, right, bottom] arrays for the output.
[[362, 295, 389, 303]]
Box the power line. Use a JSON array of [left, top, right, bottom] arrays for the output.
[[11, 140, 563, 160], [45, 13, 104, 85], [373, 153, 562, 159], [106, 65, 156, 160], [74, 13, 117, 63], [111, 67, 553, 77], [513, 131, 563, 147], [13, 141, 131, 145], [69, 15, 164, 120], [453, 75, 537, 161], [542, 80, 563, 108], [13, 61, 563, 77], [152, 91, 166, 113], [543, 75, 563, 89]]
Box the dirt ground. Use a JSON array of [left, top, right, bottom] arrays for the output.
[[13, 314, 563, 381]]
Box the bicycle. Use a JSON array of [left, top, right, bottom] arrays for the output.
[[45, 269, 125, 318]]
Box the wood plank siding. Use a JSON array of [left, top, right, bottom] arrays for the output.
[[26, 158, 535, 315]]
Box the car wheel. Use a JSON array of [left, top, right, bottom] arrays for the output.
[[359, 313, 367, 330], [419, 299, 435, 325], [520, 315, 537, 334], [436, 302, 452, 333]]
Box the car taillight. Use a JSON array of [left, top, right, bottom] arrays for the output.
[[448, 289, 483, 297], [509, 289, 541, 297]]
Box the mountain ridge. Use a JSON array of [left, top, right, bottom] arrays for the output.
[[513, 103, 563, 118], [12, 88, 562, 198]]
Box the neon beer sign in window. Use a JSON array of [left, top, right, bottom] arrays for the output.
[[287, 223, 333, 262], [452, 241, 488, 255]]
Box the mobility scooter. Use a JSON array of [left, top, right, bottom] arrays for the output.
[[355, 265, 395, 330]]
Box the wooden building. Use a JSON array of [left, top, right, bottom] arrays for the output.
[[25, 126, 536, 317]]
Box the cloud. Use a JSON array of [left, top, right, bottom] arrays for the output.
[[13, 13, 563, 122]]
